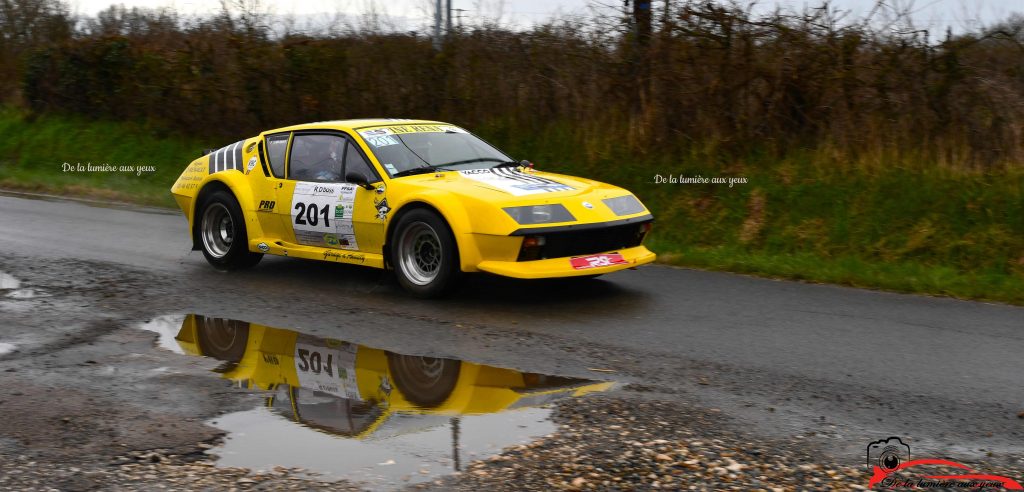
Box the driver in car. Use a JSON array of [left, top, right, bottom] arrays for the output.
[[310, 138, 343, 182]]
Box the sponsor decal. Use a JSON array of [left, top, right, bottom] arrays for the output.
[[323, 250, 365, 263], [359, 128, 391, 137], [387, 124, 443, 134], [358, 125, 467, 139], [570, 253, 628, 270], [245, 156, 258, 175], [294, 336, 361, 401], [366, 135, 399, 148], [374, 197, 390, 221], [171, 162, 206, 192], [256, 242, 270, 252], [866, 437, 1022, 490], [258, 200, 275, 212], [458, 168, 574, 196], [291, 182, 358, 250]]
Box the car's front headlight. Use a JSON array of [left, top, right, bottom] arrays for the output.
[[603, 195, 646, 216], [503, 204, 575, 224]]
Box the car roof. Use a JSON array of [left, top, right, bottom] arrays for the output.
[[263, 118, 452, 134]]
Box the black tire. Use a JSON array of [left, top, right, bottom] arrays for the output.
[[195, 316, 250, 364], [197, 190, 263, 270], [386, 353, 461, 408], [390, 208, 460, 298]]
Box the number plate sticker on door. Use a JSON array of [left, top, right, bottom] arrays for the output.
[[291, 182, 358, 250], [569, 253, 628, 270], [294, 338, 361, 401]]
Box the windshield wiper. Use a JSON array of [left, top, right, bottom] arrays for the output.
[[392, 158, 519, 177], [491, 160, 522, 169], [437, 157, 509, 167], [391, 165, 455, 178]]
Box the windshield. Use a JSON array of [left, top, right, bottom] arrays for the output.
[[357, 124, 512, 176]]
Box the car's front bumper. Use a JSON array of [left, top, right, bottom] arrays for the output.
[[475, 244, 656, 279]]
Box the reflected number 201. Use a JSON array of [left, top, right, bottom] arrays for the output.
[[297, 348, 335, 377]]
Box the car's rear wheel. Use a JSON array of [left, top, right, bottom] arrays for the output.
[[198, 190, 263, 270], [391, 209, 459, 298], [195, 316, 250, 365]]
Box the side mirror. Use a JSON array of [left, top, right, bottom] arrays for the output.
[[346, 170, 375, 190]]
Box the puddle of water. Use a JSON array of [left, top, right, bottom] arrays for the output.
[[0, 343, 15, 355], [0, 273, 20, 290], [6, 289, 44, 299], [210, 405, 554, 488], [141, 314, 613, 489], [138, 315, 189, 355]]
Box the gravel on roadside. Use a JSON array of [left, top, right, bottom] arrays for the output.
[[421, 395, 868, 491], [1, 394, 1020, 491], [421, 395, 1022, 491], [0, 451, 363, 492]]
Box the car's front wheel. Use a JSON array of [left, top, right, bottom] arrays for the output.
[[198, 190, 263, 270], [391, 208, 460, 298]]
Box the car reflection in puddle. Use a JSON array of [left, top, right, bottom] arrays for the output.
[[149, 314, 613, 489]]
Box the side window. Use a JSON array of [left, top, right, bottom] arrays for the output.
[[288, 134, 345, 182], [265, 133, 289, 178], [343, 141, 377, 182]]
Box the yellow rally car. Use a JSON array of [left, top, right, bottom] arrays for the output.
[[171, 120, 655, 297]]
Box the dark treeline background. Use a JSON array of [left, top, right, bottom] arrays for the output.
[[4, 0, 1024, 169]]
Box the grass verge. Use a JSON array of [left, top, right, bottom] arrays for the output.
[[649, 242, 1024, 306], [0, 108, 201, 208]]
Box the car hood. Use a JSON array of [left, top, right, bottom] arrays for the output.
[[389, 168, 650, 235], [395, 168, 631, 205]]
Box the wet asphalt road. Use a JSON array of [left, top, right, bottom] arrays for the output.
[[1, 190, 1022, 473]]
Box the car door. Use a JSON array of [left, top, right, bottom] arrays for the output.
[[255, 132, 291, 239], [278, 131, 385, 254]]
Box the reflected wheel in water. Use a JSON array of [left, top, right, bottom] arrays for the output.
[[195, 316, 250, 363], [386, 352, 461, 408]]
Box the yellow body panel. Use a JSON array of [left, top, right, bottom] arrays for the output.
[[478, 244, 656, 278], [170, 119, 656, 275]]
